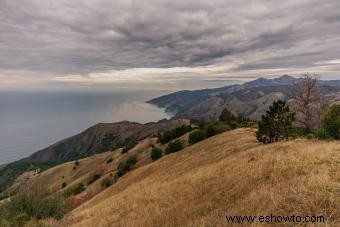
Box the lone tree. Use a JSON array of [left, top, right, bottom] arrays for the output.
[[219, 107, 236, 123], [257, 100, 295, 143], [291, 73, 328, 132]]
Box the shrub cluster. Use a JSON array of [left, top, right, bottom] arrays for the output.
[[165, 140, 184, 154], [189, 122, 233, 145], [151, 147, 163, 161], [158, 125, 192, 144], [315, 104, 340, 140], [189, 130, 206, 144], [64, 183, 86, 197], [88, 173, 101, 185], [101, 177, 113, 189], [116, 155, 137, 177], [121, 138, 138, 154]]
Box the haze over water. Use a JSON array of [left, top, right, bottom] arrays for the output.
[[0, 90, 171, 165]]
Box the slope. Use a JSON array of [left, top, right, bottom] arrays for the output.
[[0, 119, 190, 193], [62, 128, 340, 226]]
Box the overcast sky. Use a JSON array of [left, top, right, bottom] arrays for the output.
[[1, 0, 340, 91]]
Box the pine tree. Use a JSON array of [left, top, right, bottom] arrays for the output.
[[219, 107, 236, 123], [256, 100, 295, 143]]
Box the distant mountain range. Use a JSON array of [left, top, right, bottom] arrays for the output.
[[148, 75, 340, 121]]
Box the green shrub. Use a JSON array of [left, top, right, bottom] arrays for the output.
[[158, 125, 192, 144], [117, 155, 137, 177], [151, 147, 163, 161], [165, 140, 184, 154], [205, 122, 231, 138], [256, 100, 295, 143], [61, 182, 67, 189], [106, 158, 113, 164], [189, 130, 206, 144], [88, 174, 101, 185], [321, 104, 340, 139], [314, 128, 331, 140], [73, 183, 85, 195], [121, 138, 138, 154], [101, 177, 113, 188], [64, 183, 86, 197]]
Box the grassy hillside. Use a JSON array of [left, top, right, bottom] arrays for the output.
[[0, 119, 190, 194], [59, 128, 340, 226], [13, 137, 159, 210]]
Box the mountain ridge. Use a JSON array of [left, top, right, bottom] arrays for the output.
[[148, 75, 340, 121]]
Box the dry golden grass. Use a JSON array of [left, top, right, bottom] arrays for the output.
[[25, 137, 157, 209], [58, 128, 340, 227]]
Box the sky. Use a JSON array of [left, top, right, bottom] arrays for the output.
[[1, 0, 340, 91]]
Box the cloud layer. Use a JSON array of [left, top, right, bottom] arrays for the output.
[[1, 0, 340, 90]]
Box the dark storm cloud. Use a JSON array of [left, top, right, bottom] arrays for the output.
[[0, 0, 340, 89]]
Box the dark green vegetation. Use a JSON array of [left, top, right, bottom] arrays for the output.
[[316, 104, 340, 139], [121, 138, 138, 154], [165, 140, 184, 154], [189, 130, 206, 144], [158, 125, 192, 144], [219, 107, 237, 124], [0, 184, 68, 226], [151, 147, 163, 161], [88, 174, 101, 185], [101, 178, 113, 189], [255, 101, 339, 143], [256, 100, 295, 143], [116, 155, 137, 177], [64, 183, 86, 197], [189, 108, 254, 145]]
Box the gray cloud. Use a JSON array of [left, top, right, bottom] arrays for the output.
[[0, 0, 340, 90]]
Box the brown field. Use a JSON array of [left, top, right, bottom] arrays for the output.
[[54, 128, 340, 226]]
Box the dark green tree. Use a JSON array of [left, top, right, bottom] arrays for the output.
[[219, 107, 238, 128], [256, 100, 295, 143], [321, 104, 340, 139]]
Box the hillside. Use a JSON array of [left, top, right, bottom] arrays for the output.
[[148, 75, 340, 121], [54, 128, 340, 226], [0, 119, 190, 193], [28, 119, 190, 163]]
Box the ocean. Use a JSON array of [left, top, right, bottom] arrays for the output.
[[0, 90, 171, 165]]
